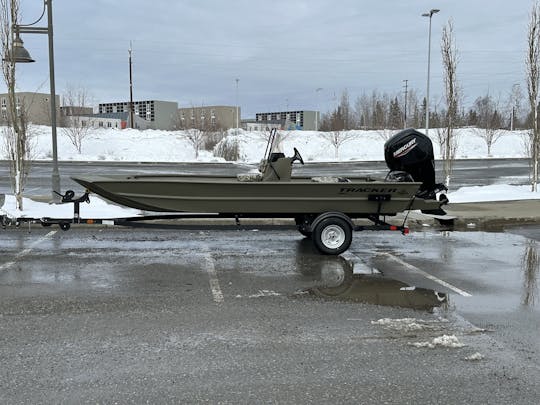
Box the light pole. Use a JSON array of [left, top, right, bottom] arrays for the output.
[[315, 87, 322, 131], [235, 78, 239, 134], [10, 0, 60, 201], [510, 83, 520, 131], [422, 8, 439, 136]]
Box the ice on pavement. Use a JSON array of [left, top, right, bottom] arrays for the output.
[[409, 335, 466, 349]]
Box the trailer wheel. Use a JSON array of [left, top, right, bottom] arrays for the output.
[[59, 222, 71, 231], [313, 217, 352, 255]]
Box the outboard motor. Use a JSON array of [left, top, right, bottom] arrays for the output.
[[384, 128, 445, 199]]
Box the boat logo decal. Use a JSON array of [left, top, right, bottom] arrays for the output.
[[340, 187, 398, 194], [393, 138, 417, 158]]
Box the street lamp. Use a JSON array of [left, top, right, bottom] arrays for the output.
[[9, 0, 61, 201], [315, 87, 323, 131], [235, 78, 239, 134], [422, 8, 440, 137]]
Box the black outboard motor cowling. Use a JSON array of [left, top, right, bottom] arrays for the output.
[[384, 128, 441, 198]]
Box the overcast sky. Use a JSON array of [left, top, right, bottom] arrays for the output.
[[2, 0, 532, 117]]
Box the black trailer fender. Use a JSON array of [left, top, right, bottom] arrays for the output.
[[309, 212, 354, 233]]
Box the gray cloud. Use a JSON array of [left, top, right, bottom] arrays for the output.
[[2, 0, 530, 117]]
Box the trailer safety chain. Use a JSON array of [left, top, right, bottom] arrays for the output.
[[54, 190, 90, 204], [401, 195, 416, 230]]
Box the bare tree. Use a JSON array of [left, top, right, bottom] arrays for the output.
[[440, 19, 460, 187], [526, 1, 540, 192], [1, 0, 32, 209], [61, 84, 94, 153], [506, 84, 524, 130], [472, 94, 505, 156], [322, 131, 355, 159], [184, 128, 205, 159]]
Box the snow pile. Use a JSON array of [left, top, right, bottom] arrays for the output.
[[447, 184, 540, 202], [464, 352, 485, 361], [1, 194, 143, 220], [409, 334, 466, 349], [371, 317, 446, 332]]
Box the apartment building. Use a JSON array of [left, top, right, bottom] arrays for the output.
[[98, 100, 178, 130], [175, 105, 239, 130], [255, 110, 319, 130]]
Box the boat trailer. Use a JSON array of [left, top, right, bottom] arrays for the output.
[[1, 189, 412, 255]]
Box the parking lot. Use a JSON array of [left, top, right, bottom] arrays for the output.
[[1, 223, 538, 404]]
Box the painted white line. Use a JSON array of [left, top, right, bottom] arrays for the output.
[[378, 252, 473, 297], [341, 251, 381, 275], [203, 252, 224, 304], [0, 230, 58, 271]]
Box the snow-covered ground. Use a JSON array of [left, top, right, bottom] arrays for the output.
[[26, 126, 530, 163], [1, 126, 539, 219]]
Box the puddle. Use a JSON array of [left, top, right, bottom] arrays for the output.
[[302, 256, 448, 311]]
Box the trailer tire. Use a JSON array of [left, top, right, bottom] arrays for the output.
[[313, 217, 352, 255], [59, 222, 71, 231]]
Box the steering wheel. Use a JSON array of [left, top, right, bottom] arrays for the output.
[[292, 147, 305, 165]]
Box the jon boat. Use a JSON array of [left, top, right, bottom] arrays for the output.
[[72, 129, 449, 255]]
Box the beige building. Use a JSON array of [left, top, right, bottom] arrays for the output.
[[98, 100, 178, 130], [175, 105, 239, 130], [0, 92, 60, 126]]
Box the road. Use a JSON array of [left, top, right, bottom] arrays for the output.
[[1, 224, 538, 404], [0, 158, 532, 197]]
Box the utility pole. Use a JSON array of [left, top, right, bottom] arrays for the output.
[[403, 79, 408, 128], [128, 42, 134, 129]]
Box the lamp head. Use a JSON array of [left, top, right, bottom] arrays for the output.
[[422, 9, 440, 18], [2, 33, 35, 63]]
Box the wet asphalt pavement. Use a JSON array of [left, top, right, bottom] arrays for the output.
[[1, 224, 538, 404]]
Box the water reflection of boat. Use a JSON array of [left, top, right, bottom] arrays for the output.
[[72, 129, 449, 255], [305, 255, 448, 311]]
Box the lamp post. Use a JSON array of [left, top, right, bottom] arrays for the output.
[[10, 0, 60, 201], [422, 8, 439, 137], [235, 78, 239, 134], [315, 87, 322, 131]]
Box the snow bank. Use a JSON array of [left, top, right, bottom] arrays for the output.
[[14, 125, 532, 163], [1, 194, 143, 220]]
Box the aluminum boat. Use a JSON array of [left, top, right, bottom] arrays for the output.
[[71, 128, 449, 254]]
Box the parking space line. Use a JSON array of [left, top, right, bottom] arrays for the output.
[[0, 230, 58, 271], [378, 252, 473, 297], [202, 252, 224, 304]]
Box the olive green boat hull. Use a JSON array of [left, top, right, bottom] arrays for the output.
[[72, 174, 444, 217]]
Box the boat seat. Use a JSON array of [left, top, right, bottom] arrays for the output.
[[237, 173, 263, 182], [311, 176, 351, 183]]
